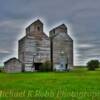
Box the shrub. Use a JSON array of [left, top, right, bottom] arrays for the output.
[[87, 60, 99, 70], [0, 68, 4, 72], [22, 63, 25, 72], [40, 61, 51, 72]]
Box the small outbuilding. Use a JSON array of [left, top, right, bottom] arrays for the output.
[[4, 57, 22, 73]]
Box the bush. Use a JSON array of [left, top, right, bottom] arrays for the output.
[[87, 60, 99, 70], [0, 68, 4, 72], [40, 61, 51, 72], [22, 63, 25, 72]]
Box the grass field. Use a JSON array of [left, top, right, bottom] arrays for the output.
[[0, 68, 100, 100]]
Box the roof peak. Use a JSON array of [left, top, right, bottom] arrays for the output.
[[33, 19, 43, 24], [57, 23, 67, 28], [26, 19, 43, 29], [50, 23, 67, 33]]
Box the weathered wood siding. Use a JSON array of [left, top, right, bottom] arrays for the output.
[[18, 20, 50, 71], [50, 24, 73, 69], [4, 58, 22, 73]]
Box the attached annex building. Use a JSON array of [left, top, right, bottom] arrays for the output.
[[4, 58, 22, 73], [4, 19, 73, 72]]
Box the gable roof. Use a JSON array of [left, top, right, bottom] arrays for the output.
[[55, 24, 67, 30], [50, 24, 67, 33], [33, 19, 43, 25], [4, 57, 22, 64], [26, 19, 43, 29], [49, 24, 73, 41]]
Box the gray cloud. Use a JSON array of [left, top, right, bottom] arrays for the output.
[[0, 0, 100, 65]]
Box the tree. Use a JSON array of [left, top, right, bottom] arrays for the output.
[[87, 60, 100, 70]]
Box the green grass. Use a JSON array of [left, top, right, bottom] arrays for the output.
[[0, 68, 100, 100]]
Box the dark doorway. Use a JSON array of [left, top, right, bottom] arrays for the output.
[[34, 63, 42, 70]]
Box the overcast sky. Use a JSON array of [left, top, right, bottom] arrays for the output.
[[0, 0, 100, 65]]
